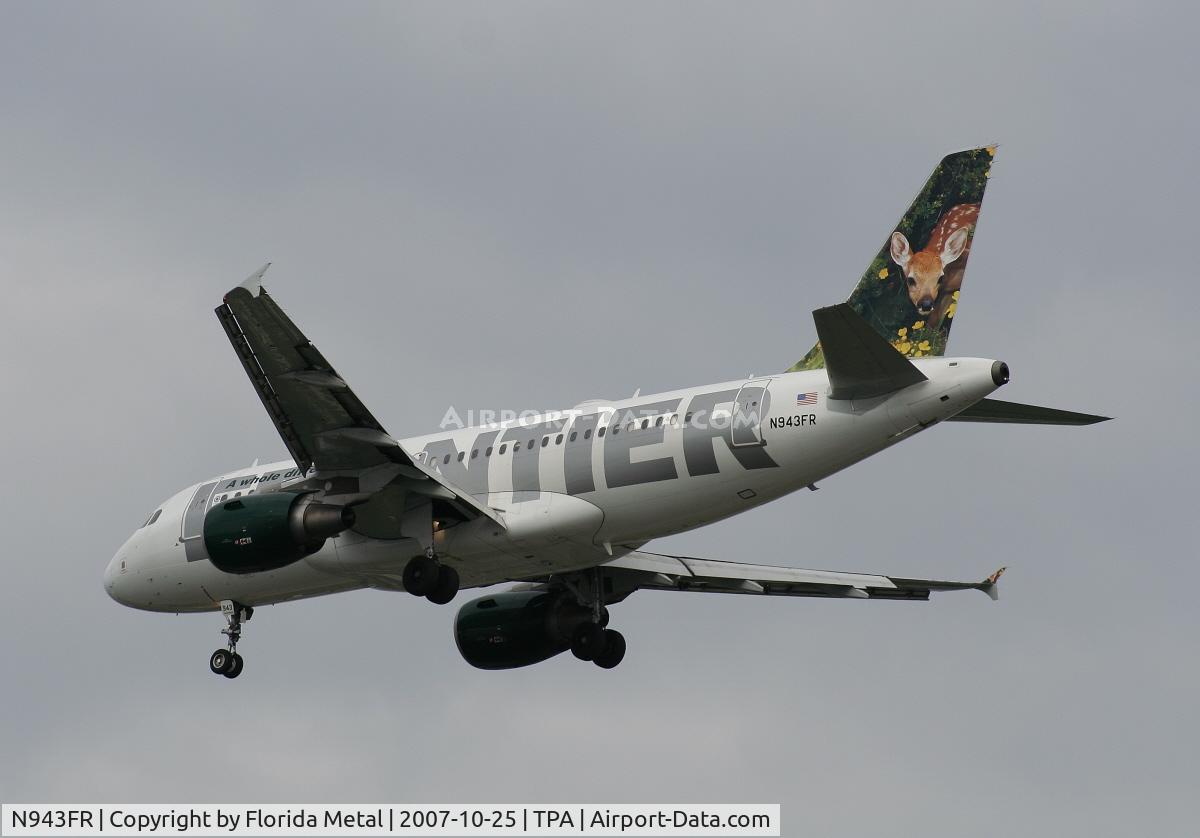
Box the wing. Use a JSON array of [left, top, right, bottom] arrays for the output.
[[602, 549, 1005, 602], [215, 265, 504, 526]]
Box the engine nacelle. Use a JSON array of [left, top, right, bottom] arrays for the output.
[[203, 491, 355, 574], [454, 590, 594, 670]]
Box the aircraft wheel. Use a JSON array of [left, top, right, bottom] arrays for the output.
[[426, 564, 460, 605], [593, 630, 626, 669], [403, 555, 439, 596], [571, 623, 606, 661], [223, 653, 244, 679], [209, 649, 234, 676]]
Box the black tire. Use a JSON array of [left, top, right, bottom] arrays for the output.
[[223, 653, 244, 679], [402, 555, 439, 596], [426, 564, 460, 605], [209, 649, 233, 675], [571, 623, 606, 661], [593, 630, 626, 669]]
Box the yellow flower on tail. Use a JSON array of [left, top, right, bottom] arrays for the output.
[[897, 327, 907, 337], [878, 268, 889, 280], [913, 320, 925, 330]]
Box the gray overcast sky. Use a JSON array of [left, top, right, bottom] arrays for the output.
[[1, 2, 1196, 835]]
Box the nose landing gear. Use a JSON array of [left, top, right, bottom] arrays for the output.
[[209, 600, 252, 679]]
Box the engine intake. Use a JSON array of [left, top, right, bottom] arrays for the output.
[[455, 591, 593, 670], [203, 491, 355, 574]]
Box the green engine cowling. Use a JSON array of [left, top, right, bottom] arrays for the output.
[[203, 491, 355, 574], [454, 590, 594, 670]]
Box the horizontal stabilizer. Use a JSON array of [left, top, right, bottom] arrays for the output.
[[947, 398, 1110, 426], [813, 303, 927, 400]]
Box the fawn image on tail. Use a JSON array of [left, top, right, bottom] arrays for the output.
[[890, 202, 979, 330]]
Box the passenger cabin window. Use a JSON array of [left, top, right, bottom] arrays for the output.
[[457, 451, 465, 462], [443, 454, 451, 465], [584, 429, 592, 439], [569, 432, 577, 442], [500, 444, 509, 454], [556, 434, 563, 444], [485, 446, 494, 456]]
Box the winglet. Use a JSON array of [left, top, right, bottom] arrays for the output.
[[981, 566, 1006, 601], [237, 262, 271, 298]]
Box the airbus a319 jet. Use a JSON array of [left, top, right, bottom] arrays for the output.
[[105, 148, 1107, 678]]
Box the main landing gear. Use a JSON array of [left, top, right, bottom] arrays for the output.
[[570, 620, 627, 670], [564, 567, 626, 669], [402, 550, 460, 605], [209, 600, 251, 679]]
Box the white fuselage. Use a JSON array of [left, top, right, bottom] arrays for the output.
[[104, 358, 1000, 613]]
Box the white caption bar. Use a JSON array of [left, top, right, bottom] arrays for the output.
[[2, 805, 780, 837]]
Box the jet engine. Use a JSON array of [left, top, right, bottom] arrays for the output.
[[454, 590, 597, 670], [203, 491, 355, 574]]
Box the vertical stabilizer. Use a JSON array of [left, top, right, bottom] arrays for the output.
[[790, 147, 995, 371]]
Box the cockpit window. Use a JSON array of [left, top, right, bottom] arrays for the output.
[[142, 509, 162, 527]]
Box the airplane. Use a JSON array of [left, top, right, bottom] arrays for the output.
[[104, 147, 1108, 678]]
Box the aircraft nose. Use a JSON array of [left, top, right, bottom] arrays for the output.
[[104, 548, 131, 606], [103, 555, 119, 600]]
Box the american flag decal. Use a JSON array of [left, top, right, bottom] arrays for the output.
[[796, 392, 818, 406]]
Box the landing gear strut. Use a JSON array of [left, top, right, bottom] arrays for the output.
[[403, 550, 460, 604], [209, 600, 251, 679], [565, 567, 626, 669]]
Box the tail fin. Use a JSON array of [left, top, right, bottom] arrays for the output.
[[789, 146, 996, 372]]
